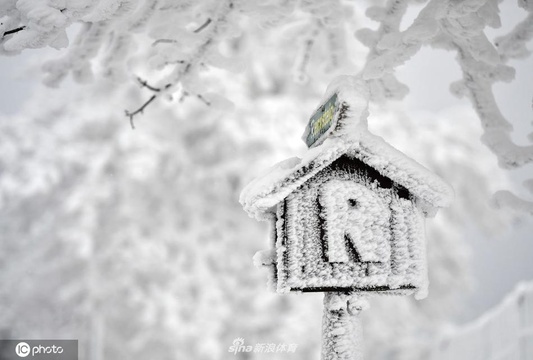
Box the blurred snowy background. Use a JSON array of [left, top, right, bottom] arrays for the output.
[[0, 1, 532, 359]]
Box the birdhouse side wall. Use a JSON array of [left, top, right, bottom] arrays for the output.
[[273, 200, 291, 293]]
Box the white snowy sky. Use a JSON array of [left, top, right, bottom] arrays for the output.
[[0, 2, 532, 325]]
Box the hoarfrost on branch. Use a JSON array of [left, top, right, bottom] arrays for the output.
[[1, 0, 531, 213]]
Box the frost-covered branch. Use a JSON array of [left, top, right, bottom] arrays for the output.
[[358, 0, 533, 164], [449, 46, 533, 168], [0, 1, 111, 54], [292, 21, 321, 83], [1, 0, 352, 120], [290, 0, 353, 83], [1, 0, 243, 117], [430, 0, 533, 214], [2, 0, 533, 216], [358, 0, 410, 74], [495, 3, 533, 60], [491, 190, 533, 215], [42, 21, 112, 86], [357, 0, 422, 101], [124, 0, 235, 124], [354, 0, 533, 215]]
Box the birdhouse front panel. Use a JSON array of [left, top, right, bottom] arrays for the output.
[[272, 155, 427, 294]]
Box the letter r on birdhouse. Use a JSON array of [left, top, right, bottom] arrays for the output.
[[320, 179, 391, 263]]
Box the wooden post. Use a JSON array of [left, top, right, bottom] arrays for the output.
[[321, 292, 369, 360]]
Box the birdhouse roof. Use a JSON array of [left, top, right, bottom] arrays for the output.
[[240, 132, 454, 220]]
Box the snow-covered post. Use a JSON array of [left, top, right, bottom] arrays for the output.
[[321, 293, 368, 360], [240, 76, 452, 360]]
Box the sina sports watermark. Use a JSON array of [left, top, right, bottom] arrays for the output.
[[228, 338, 298, 355]]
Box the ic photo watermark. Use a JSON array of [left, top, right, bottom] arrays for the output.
[[15, 342, 67, 357], [228, 338, 298, 355], [0, 340, 78, 360]]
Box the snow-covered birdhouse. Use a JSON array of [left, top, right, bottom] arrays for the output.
[[240, 77, 453, 299]]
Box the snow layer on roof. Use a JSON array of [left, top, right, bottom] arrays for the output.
[[240, 75, 454, 220], [240, 133, 453, 220]]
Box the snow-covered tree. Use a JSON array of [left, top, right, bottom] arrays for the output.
[[2, 0, 531, 208], [0, 0, 532, 359]]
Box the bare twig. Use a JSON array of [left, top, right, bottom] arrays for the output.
[[125, 95, 156, 129], [196, 94, 211, 106], [136, 76, 164, 92], [193, 18, 212, 33], [2, 26, 26, 38], [152, 39, 177, 47], [180, 91, 211, 106], [164, 60, 185, 67], [126, 77, 173, 128]]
